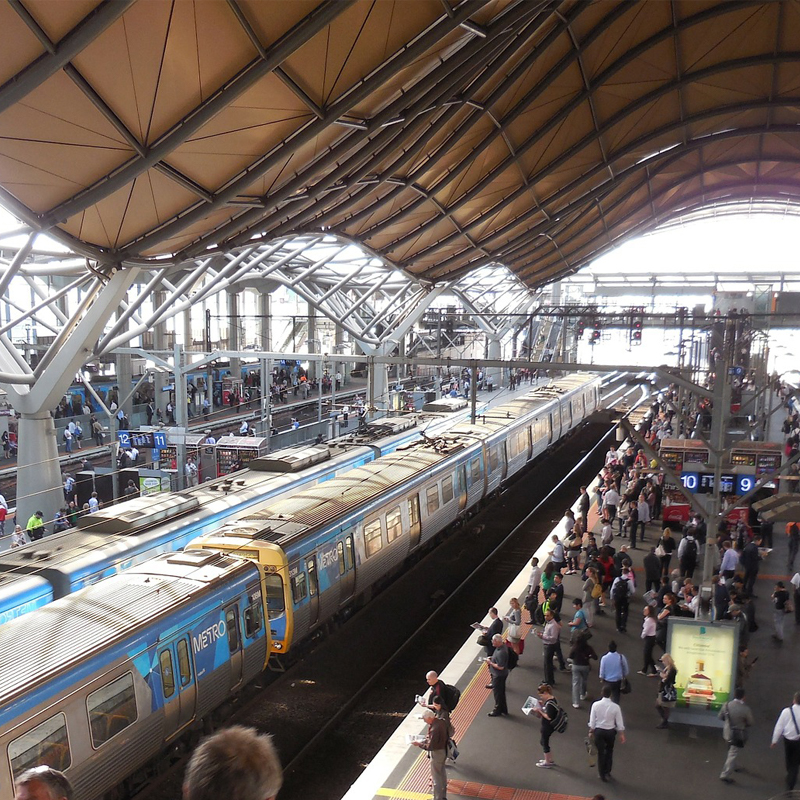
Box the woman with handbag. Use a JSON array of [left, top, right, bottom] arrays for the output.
[[583, 567, 601, 626], [656, 528, 676, 575], [653, 653, 678, 729], [533, 683, 561, 768], [505, 598, 522, 654]]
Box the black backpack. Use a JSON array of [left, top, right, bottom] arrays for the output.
[[612, 578, 629, 603], [506, 644, 519, 670], [684, 537, 698, 560], [441, 683, 461, 711]]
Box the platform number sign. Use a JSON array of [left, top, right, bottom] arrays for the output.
[[680, 471, 699, 492], [117, 430, 168, 449], [736, 475, 756, 495]]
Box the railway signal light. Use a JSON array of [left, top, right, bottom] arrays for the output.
[[629, 307, 644, 345]]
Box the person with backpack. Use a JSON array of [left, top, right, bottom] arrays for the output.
[[611, 568, 632, 633], [418, 671, 460, 714], [486, 634, 509, 717], [678, 531, 699, 579], [532, 682, 566, 768], [589, 685, 626, 782]]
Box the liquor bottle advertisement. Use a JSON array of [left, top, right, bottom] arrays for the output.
[[666, 619, 738, 711]]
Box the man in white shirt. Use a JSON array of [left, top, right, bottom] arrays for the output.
[[589, 685, 626, 782], [525, 556, 542, 623], [550, 534, 565, 573], [603, 487, 620, 522], [792, 571, 800, 625], [771, 691, 800, 790]]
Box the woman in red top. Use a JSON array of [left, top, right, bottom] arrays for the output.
[[597, 547, 616, 609]]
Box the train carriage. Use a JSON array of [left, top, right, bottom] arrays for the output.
[[188, 374, 603, 657], [0, 551, 270, 800]]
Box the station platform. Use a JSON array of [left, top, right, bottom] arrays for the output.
[[342, 477, 799, 800]]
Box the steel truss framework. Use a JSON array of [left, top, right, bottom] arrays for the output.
[[0, 230, 538, 394]]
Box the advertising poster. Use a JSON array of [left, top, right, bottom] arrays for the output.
[[667, 619, 738, 712]]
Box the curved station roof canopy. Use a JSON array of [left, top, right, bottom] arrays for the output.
[[1, 0, 800, 289]]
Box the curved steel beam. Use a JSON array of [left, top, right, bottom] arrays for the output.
[[229, 1, 545, 247], [361, 0, 756, 248], [41, 0, 355, 228], [128, 0, 502, 262], [423, 98, 800, 279], [0, 0, 134, 114]]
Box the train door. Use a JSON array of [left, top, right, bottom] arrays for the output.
[[158, 636, 196, 738], [408, 494, 421, 549], [457, 465, 468, 510], [306, 557, 320, 626], [224, 603, 244, 688], [337, 533, 356, 605]]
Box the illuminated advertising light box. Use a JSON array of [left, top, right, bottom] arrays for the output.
[[667, 619, 738, 712]]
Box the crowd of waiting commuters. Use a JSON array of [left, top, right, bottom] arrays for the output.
[[417, 417, 800, 796]]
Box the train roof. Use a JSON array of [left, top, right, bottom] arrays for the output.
[[190, 374, 600, 550], [0, 551, 253, 706], [208, 441, 466, 547]]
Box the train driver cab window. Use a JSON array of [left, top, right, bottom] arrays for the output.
[[426, 485, 439, 515], [266, 573, 286, 618], [87, 673, 137, 748], [441, 475, 454, 504], [386, 507, 402, 542], [244, 600, 263, 638], [9, 713, 71, 778], [290, 571, 307, 605], [364, 518, 383, 557], [160, 649, 175, 699], [471, 457, 481, 483], [225, 606, 241, 653]]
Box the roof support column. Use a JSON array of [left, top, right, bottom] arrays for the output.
[[7, 268, 138, 530], [151, 290, 169, 414], [258, 291, 271, 351], [307, 302, 317, 382], [227, 289, 241, 389]]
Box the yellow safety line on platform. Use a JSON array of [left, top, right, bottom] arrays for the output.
[[375, 789, 432, 799]]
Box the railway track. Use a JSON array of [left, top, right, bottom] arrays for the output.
[[139, 420, 613, 800]]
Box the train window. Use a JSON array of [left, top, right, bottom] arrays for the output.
[[306, 559, 319, 597], [488, 446, 498, 472], [244, 601, 263, 638], [9, 713, 71, 778], [226, 607, 241, 653], [291, 572, 307, 604], [441, 476, 454, 504], [345, 535, 355, 570], [471, 457, 481, 482], [266, 574, 286, 618], [160, 649, 175, 699], [386, 507, 402, 542], [87, 673, 137, 748], [337, 541, 346, 575], [408, 496, 420, 532], [177, 640, 192, 686], [426, 485, 439, 515], [364, 519, 383, 557]]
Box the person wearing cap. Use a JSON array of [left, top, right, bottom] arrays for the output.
[[204, 430, 216, 444], [26, 510, 44, 541]]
